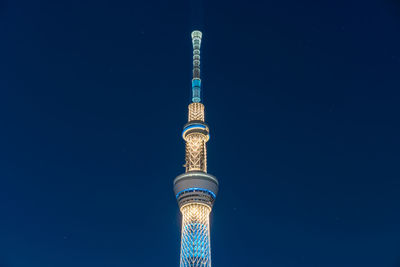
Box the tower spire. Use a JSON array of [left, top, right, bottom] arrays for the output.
[[174, 31, 219, 267], [191, 30, 202, 103]]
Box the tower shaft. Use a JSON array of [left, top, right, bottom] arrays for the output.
[[180, 203, 211, 267], [174, 31, 218, 267], [185, 103, 207, 172]]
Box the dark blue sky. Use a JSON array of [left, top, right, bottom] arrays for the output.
[[1, 0, 400, 266]]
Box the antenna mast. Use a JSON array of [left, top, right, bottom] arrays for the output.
[[191, 30, 202, 103]]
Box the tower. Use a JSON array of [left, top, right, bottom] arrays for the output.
[[173, 31, 219, 267]]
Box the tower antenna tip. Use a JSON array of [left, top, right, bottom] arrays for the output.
[[191, 30, 202, 40]]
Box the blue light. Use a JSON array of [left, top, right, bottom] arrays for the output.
[[192, 79, 201, 88], [182, 124, 207, 137], [182, 222, 210, 261], [183, 124, 206, 131], [192, 79, 201, 103], [176, 187, 216, 199]]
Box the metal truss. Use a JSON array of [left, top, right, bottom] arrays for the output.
[[180, 204, 211, 267]]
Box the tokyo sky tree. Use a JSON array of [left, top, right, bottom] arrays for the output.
[[173, 31, 219, 267]]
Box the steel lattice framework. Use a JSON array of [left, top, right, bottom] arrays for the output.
[[180, 204, 212, 267], [188, 103, 205, 121], [174, 30, 218, 267]]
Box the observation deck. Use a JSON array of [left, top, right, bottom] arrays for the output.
[[174, 171, 219, 208]]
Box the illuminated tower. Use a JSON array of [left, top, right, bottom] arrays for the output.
[[173, 31, 219, 267]]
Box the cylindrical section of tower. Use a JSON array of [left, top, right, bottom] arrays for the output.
[[179, 203, 212, 267]]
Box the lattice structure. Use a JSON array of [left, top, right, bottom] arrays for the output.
[[185, 133, 207, 172], [185, 102, 207, 172], [188, 103, 205, 122], [180, 204, 211, 267]]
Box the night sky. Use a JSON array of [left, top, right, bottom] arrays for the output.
[[1, 0, 400, 266]]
